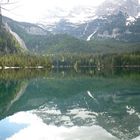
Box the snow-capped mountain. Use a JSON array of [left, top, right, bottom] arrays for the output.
[[40, 0, 140, 27], [3, 0, 140, 43], [96, 0, 139, 17], [39, 5, 97, 30], [39, 0, 140, 42]]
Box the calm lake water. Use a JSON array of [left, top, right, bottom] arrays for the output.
[[0, 68, 140, 140]]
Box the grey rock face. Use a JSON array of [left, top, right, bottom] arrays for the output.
[[96, 0, 139, 17]]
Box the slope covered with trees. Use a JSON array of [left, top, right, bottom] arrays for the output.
[[3, 17, 140, 55], [0, 26, 22, 54]]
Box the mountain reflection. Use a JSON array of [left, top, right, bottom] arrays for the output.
[[0, 80, 28, 119], [0, 68, 139, 140]]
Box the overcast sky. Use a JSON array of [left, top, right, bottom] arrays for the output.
[[2, 0, 105, 23], [1, 0, 140, 23]]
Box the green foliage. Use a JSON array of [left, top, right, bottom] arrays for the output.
[[9, 26, 140, 54], [5, 18, 140, 54], [4, 22, 89, 54], [0, 79, 27, 117], [0, 69, 49, 80], [0, 54, 51, 68], [48, 52, 140, 69], [0, 26, 22, 54], [113, 53, 140, 66], [2, 16, 140, 55], [88, 39, 140, 54]]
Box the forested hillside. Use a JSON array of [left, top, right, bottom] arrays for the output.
[[0, 25, 22, 54], [3, 17, 140, 55]]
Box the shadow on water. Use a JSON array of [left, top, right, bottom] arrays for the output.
[[0, 67, 140, 140]]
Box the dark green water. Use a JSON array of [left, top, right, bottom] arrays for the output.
[[0, 68, 140, 140]]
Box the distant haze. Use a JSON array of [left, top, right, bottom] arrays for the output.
[[2, 0, 140, 23], [2, 0, 105, 23]]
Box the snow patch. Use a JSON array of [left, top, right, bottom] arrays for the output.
[[87, 33, 95, 41], [126, 16, 136, 26], [4, 66, 21, 69], [68, 108, 98, 119], [25, 66, 44, 69], [2, 66, 44, 69], [39, 6, 96, 27], [126, 106, 135, 115], [87, 91, 95, 99], [87, 28, 98, 41]]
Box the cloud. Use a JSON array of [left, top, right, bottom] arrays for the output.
[[2, 0, 105, 22], [6, 112, 118, 140]]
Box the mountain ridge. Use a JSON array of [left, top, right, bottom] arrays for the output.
[[3, 16, 140, 54], [2, 0, 140, 54], [36, 0, 140, 42]]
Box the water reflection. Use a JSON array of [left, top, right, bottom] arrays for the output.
[[0, 80, 28, 120], [0, 117, 27, 140], [0, 68, 140, 140], [0, 112, 119, 140]]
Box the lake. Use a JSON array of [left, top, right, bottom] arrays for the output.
[[0, 67, 140, 140]]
